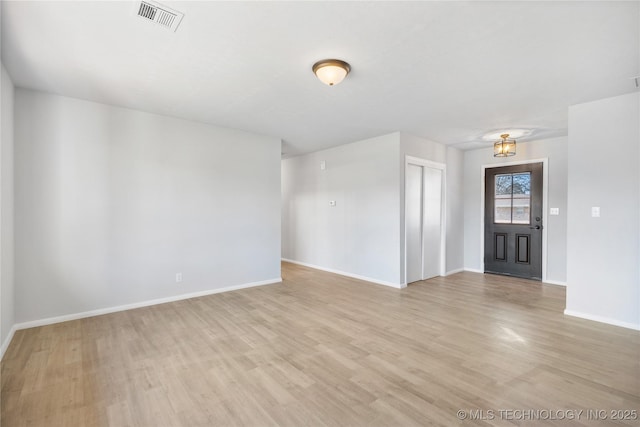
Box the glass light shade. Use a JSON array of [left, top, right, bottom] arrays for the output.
[[313, 60, 350, 86], [494, 134, 516, 157]]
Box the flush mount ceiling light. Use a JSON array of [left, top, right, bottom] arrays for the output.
[[312, 59, 351, 86], [494, 133, 517, 157]]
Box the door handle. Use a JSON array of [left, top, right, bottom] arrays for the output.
[[529, 225, 541, 230]]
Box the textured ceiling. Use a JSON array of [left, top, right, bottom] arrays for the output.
[[2, 1, 639, 156]]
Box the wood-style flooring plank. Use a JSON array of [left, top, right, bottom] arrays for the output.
[[2, 263, 639, 426]]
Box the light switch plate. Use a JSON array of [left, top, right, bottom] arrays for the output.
[[320, 160, 326, 170], [550, 208, 559, 216], [591, 206, 600, 217], [329, 200, 336, 207]]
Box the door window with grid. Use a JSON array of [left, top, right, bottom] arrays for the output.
[[494, 172, 531, 225]]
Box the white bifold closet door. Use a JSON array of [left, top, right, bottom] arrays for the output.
[[406, 163, 442, 284]]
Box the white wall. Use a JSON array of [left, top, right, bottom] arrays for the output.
[[445, 146, 464, 274], [282, 133, 402, 286], [566, 92, 639, 329], [463, 137, 568, 284], [1, 64, 15, 353], [14, 89, 281, 324], [281, 132, 465, 287], [400, 133, 447, 164]]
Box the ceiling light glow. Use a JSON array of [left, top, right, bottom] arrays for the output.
[[312, 59, 351, 86]]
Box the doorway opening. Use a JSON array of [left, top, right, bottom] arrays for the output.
[[404, 157, 446, 285], [483, 161, 545, 280]]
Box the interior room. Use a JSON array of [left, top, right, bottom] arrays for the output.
[[1, 1, 638, 426]]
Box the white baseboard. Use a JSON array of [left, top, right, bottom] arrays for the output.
[[543, 279, 567, 287], [282, 258, 403, 289], [564, 309, 640, 331], [444, 268, 464, 276], [464, 268, 483, 274], [12, 277, 282, 332], [0, 324, 18, 361]]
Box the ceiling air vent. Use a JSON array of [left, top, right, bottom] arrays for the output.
[[135, 1, 184, 32]]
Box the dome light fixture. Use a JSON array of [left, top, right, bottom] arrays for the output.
[[494, 133, 517, 157], [312, 59, 351, 86]]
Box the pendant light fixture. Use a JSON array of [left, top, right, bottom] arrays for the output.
[[494, 133, 517, 157], [312, 59, 351, 86]]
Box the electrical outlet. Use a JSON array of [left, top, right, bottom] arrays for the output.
[[176, 273, 183, 283], [329, 200, 336, 207]]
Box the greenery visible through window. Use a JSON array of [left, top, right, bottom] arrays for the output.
[[494, 172, 531, 224]]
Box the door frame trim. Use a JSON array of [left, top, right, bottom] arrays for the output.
[[480, 158, 549, 281], [404, 156, 447, 286]]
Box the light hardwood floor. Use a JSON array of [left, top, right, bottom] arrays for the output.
[[2, 262, 639, 426]]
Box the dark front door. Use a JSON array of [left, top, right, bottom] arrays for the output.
[[484, 163, 543, 280]]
